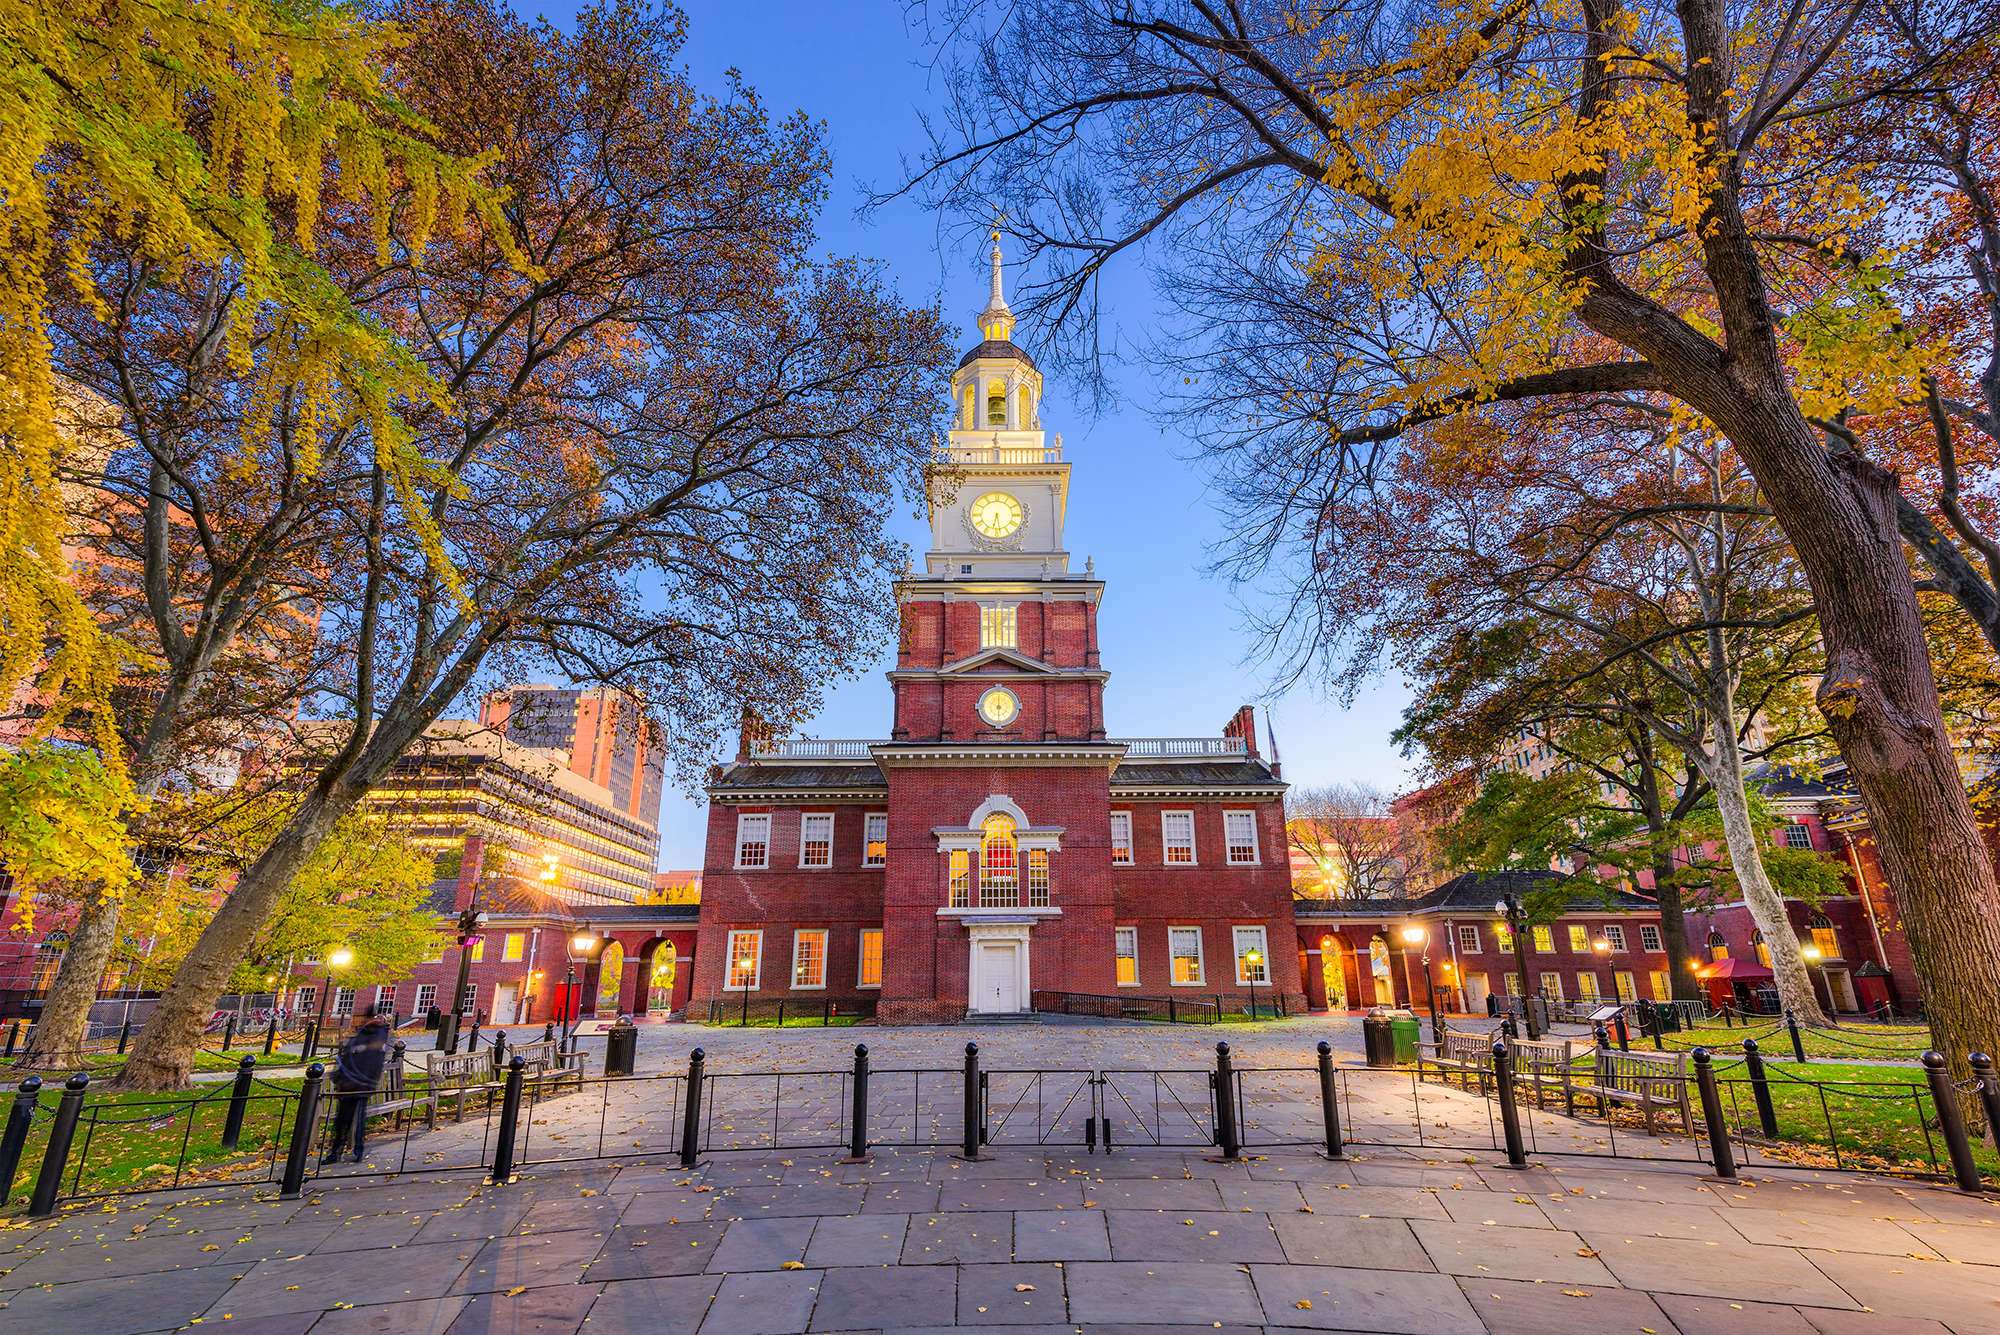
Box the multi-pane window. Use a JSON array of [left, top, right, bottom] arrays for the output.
[[1234, 926, 1270, 984], [1614, 971, 1637, 1002], [1603, 925, 1625, 951], [414, 984, 436, 1016], [1650, 970, 1672, 1001], [726, 930, 762, 990], [378, 985, 397, 1011], [1027, 849, 1050, 907], [864, 813, 888, 866], [1115, 927, 1138, 986], [1109, 812, 1133, 864], [503, 933, 525, 961], [1567, 924, 1589, 952], [736, 814, 770, 868], [1810, 914, 1840, 959], [1457, 925, 1480, 952], [1752, 930, 1772, 967], [1708, 930, 1729, 960], [1162, 811, 1195, 864], [296, 986, 318, 1015], [1504, 973, 1523, 997], [981, 814, 1019, 907], [981, 605, 1018, 648], [1224, 811, 1259, 864], [1785, 823, 1812, 849], [1576, 973, 1600, 1001], [334, 987, 357, 1016], [792, 930, 827, 989], [1532, 924, 1554, 953], [800, 813, 833, 868], [460, 983, 478, 1013], [1640, 923, 1662, 952], [469, 937, 485, 962], [949, 850, 970, 907], [1170, 927, 1204, 984], [1539, 972, 1563, 999], [857, 930, 883, 988]]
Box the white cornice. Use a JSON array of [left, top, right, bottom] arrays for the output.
[[872, 742, 1126, 769], [1108, 783, 1287, 799]]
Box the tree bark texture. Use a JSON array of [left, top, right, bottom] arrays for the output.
[[17, 887, 122, 1068], [1648, 867, 1703, 1002]]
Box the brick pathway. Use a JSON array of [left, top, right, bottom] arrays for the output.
[[4, 1022, 1996, 1335]]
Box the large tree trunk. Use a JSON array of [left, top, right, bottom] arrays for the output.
[[1703, 738, 1830, 1025], [1648, 865, 1703, 1003], [17, 887, 122, 1069], [112, 788, 358, 1090]]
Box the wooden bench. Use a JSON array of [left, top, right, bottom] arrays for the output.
[[426, 1049, 500, 1124], [360, 1050, 437, 1129], [1507, 1037, 1578, 1115], [1576, 1048, 1692, 1132], [1420, 1030, 1498, 1095], [511, 1039, 583, 1098]]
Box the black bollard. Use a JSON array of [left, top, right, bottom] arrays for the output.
[[1743, 1038, 1779, 1138], [544, 1021, 556, 1044], [1316, 1041, 1345, 1160], [0, 1076, 43, 1204], [468, 1019, 482, 1055], [844, 1044, 872, 1163], [489, 1056, 528, 1184], [1971, 1053, 2000, 1155], [1690, 1049, 1737, 1180], [959, 1043, 986, 1160], [223, 1015, 236, 1052], [1786, 1009, 1806, 1064], [278, 1065, 326, 1199], [220, 1054, 257, 1151], [492, 1030, 508, 1076], [1492, 1041, 1527, 1167], [264, 1017, 278, 1056], [678, 1049, 705, 1169], [1921, 1052, 1982, 1193], [302, 1019, 318, 1065], [117, 1018, 132, 1055], [1212, 1042, 1241, 1161], [27, 1072, 90, 1217]]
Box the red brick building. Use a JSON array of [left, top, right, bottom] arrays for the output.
[[690, 248, 1300, 1023]]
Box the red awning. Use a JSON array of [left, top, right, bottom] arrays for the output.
[[1696, 957, 1775, 981]]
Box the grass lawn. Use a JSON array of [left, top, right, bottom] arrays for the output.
[[1641, 1016, 1935, 1061], [700, 1015, 864, 1029]]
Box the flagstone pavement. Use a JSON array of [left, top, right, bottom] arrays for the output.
[[2, 1023, 1996, 1335]]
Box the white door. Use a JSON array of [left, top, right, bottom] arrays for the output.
[[494, 983, 519, 1025], [980, 944, 1019, 1013], [1464, 974, 1490, 1015]]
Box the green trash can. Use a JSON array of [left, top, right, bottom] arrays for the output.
[[1389, 1010, 1421, 1064]]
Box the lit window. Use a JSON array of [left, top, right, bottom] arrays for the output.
[[1640, 923, 1662, 952], [1457, 925, 1480, 952], [1785, 823, 1812, 849], [800, 813, 833, 868], [864, 813, 888, 866], [792, 930, 827, 989], [736, 814, 770, 869], [1532, 924, 1554, 953], [726, 930, 762, 990], [1504, 973, 1523, 997], [1540, 972, 1563, 999], [1810, 913, 1839, 959], [949, 850, 970, 907], [470, 938, 485, 962], [1576, 973, 1600, 1001], [1028, 849, 1050, 907], [1162, 811, 1195, 864], [981, 605, 1017, 648], [981, 814, 1018, 907], [1603, 925, 1625, 952], [1109, 812, 1132, 864], [1753, 929, 1772, 967], [1650, 970, 1672, 1000], [1614, 971, 1636, 1002], [27, 933, 67, 991], [987, 380, 1007, 425], [1224, 811, 1259, 865], [503, 933, 524, 962], [1707, 929, 1728, 961], [1234, 926, 1269, 984], [858, 930, 883, 988], [1170, 927, 1204, 985], [1567, 924, 1589, 952], [1115, 927, 1138, 986]]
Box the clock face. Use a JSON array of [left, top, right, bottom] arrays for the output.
[[979, 688, 1018, 726], [970, 492, 1024, 539]]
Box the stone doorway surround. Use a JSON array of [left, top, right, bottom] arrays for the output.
[[964, 917, 1034, 1013]]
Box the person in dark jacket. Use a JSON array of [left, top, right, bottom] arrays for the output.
[[324, 1004, 392, 1163]]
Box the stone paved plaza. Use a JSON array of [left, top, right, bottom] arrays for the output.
[[3, 1021, 1997, 1335]]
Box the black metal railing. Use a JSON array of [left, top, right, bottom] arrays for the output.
[[698, 996, 879, 1027], [1028, 990, 1221, 1024]]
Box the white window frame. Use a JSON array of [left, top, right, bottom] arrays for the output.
[[1650, 970, 1672, 1001], [1639, 923, 1663, 952], [791, 929, 827, 990], [1108, 811, 1133, 865], [1223, 811, 1260, 865], [980, 603, 1018, 648], [1115, 926, 1138, 987], [1169, 926, 1205, 986], [502, 932, 525, 962], [1532, 924, 1554, 953], [1161, 810, 1197, 865], [735, 813, 771, 869], [1233, 925, 1270, 984], [799, 813, 834, 869], [725, 929, 762, 991], [1575, 972, 1601, 1002], [857, 929, 883, 989], [333, 986, 356, 1016], [458, 983, 478, 1013], [1540, 972, 1563, 1000], [1456, 925, 1480, 952], [376, 985, 397, 1013], [1567, 923, 1590, 952], [1614, 971, 1637, 1002], [864, 813, 888, 867], [1603, 924, 1626, 952], [1784, 822, 1812, 849], [1504, 973, 1523, 997], [413, 983, 437, 1016]]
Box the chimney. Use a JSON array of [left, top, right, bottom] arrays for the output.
[[1222, 705, 1259, 757], [737, 708, 772, 763]]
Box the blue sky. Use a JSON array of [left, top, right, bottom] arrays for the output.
[[524, 0, 1415, 866]]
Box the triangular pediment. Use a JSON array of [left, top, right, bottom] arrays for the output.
[[939, 647, 1054, 675]]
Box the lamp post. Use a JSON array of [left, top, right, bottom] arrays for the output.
[[1402, 925, 1441, 1044], [567, 923, 597, 1052], [1244, 948, 1263, 1019], [441, 902, 489, 1054], [312, 947, 353, 1060], [1495, 897, 1540, 1039]]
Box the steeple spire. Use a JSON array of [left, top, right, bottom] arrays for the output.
[[978, 230, 1015, 341]]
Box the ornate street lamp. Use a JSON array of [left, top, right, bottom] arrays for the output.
[[1402, 924, 1441, 1044], [566, 922, 598, 1052], [310, 947, 353, 1061], [1244, 948, 1264, 1020]]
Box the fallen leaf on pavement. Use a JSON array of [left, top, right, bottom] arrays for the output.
[[781, 1261, 806, 1270], [1294, 1300, 1313, 1309], [1016, 1285, 1034, 1292]]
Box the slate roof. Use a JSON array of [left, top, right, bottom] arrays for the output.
[[1416, 868, 1659, 913], [709, 763, 887, 792], [956, 338, 1039, 371], [1108, 760, 1284, 787]]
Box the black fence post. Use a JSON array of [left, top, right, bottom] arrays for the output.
[[2, 1021, 16, 1059], [223, 1015, 236, 1052], [544, 1021, 556, 1044], [959, 1042, 987, 1160], [1922, 1051, 1982, 1193], [1786, 1009, 1807, 1064], [27, 1073, 90, 1217], [1743, 1038, 1779, 1138], [265, 1017, 278, 1056], [279, 1064, 326, 1199], [1971, 1052, 2000, 1150], [0, 1076, 43, 1205], [302, 1019, 318, 1064], [489, 1055, 528, 1184], [843, 1044, 872, 1163], [1167, 997, 1177, 1024], [1212, 1042, 1241, 1161], [678, 1048, 705, 1169], [1492, 1042, 1527, 1167], [117, 1019, 132, 1055], [1316, 1041, 1345, 1160], [1690, 1049, 1737, 1180], [220, 1054, 257, 1151]]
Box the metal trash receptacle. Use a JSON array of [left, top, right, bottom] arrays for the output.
[[604, 1016, 639, 1077], [1363, 1007, 1397, 1066], [1388, 1010, 1421, 1064]]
